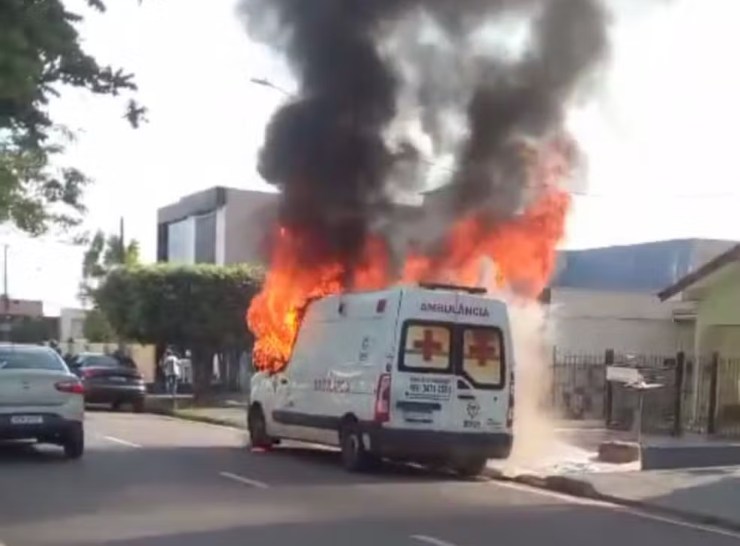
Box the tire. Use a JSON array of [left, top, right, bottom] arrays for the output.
[[248, 405, 273, 449], [453, 456, 487, 478], [339, 421, 374, 473], [111, 401, 121, 412], [63, 424, 85, 460], [132, 398, 145, 414]]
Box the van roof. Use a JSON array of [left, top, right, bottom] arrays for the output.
[[305, 284, 504, 322]]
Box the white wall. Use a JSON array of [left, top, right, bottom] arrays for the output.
[[59, 308, 87, 342], [215, 207, 226, 265], [548, 288, 692, 356]]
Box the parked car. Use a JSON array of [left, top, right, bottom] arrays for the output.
[[0, 344, 85, 459], [70, 353, 146, 412]]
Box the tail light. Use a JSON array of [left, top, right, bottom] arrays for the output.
[[56, 380, 84, 395], [374, 373, 391, 423], [82, 369, 100, 379], [506, 392, 514, 429]]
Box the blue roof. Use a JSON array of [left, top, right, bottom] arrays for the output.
[[551, 239, 737, 293]]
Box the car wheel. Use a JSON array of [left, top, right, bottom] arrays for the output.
[[132, 399, 145, 413], [63, 424, 85, 460], [452, 456, 487, 478], [248, 405, 273, 449], [111, 401, 121, 412], [339, 421, 373, 472]]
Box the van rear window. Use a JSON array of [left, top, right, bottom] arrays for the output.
[[461, 326, 504, 388], [398, 321, 507, 389], [399, 323, 452, 373]]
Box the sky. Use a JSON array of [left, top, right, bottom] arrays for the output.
[[6, 0, 740, 315]]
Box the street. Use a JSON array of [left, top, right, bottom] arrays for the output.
[[0, 413, 738, 546]]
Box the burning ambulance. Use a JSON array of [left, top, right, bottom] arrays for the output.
[[248, 282, 514, 477]]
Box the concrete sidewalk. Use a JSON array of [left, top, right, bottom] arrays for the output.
[[553, 466, 740, 530], [168, 406, 247, 428]]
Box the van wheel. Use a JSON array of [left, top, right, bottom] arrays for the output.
[[248, 406, 273, 449], [453, 456, 487, 478], [339, 422, 374, 472]]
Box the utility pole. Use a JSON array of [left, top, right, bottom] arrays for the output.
[[2, 244, 9, 342], [119, 217, 125, 263]]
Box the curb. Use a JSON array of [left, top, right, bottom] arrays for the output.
[[148, 408, 246, 430], [484, 468, 740, 533]]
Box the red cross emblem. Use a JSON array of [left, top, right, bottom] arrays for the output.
[[467, 330, 499, 367], [413, 329, 444, 362]]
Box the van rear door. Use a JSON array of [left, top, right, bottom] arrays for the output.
[[390, 289, 510, 434], [392, 319, 456, 431]]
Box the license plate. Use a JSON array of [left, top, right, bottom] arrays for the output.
[[108, 376, 127, 383], [11, 415, 43, 425], [407, 377, 452, 401]]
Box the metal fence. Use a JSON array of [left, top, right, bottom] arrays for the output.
[[551, 351, 606, 420], [712, 356, 740, 437], [549, 350, 740, 438]]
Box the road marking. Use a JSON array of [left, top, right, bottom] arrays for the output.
[[218, 471, 269, 489], [101, 435, 142, 448], [494, 480, 740, 540], [410, 535, 459, 546]]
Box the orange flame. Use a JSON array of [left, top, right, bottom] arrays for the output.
[[247, 137, 573, 373]]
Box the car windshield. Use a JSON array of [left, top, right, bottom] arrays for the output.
[[0, 347, 67, 371]]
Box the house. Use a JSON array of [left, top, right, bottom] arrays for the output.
[[659, 243, 740, 357], [658, 244, 740, 429], [545, 239, 737, 355]]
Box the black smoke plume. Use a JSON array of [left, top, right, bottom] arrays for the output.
[[238, 0, 610, 278]]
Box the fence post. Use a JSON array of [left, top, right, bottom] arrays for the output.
[[707, 352, 720, 435], [604, 349, 614, 426], [550, 346, 558, 410], [672, 351, 685, 437]]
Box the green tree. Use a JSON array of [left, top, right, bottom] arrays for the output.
[[80, 229, 140, 302], [95, 264, 263, 395], [0, 0, 146, 235], [82, 307, 115, 343]]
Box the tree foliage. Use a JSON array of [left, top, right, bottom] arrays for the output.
[[82, 307, 115, 342], [80, 229, 140, 302], [0, 0, 146, 235], [95, 264, 263, 351]]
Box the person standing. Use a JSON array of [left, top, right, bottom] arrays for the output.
[[161, 349, 181, 396]]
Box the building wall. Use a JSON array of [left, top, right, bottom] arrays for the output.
[[698, 267, 740, 327], [222, 188, 278, 266], [167, 216, 196, 264], [59, 308, 87, 342], [548, 287, 690, 355], [695, 267, 740, 357], [2, 299, 43, 318]]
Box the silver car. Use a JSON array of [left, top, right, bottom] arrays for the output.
[[0, 344, 85, 459]]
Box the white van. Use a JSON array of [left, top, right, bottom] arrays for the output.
[[248, 283, 515, 476]]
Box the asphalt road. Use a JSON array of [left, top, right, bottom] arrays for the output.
[[0, 412, 738, 546]]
